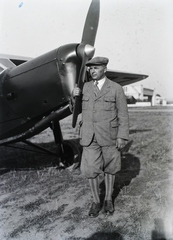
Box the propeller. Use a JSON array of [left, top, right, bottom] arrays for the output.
[[72, 0, 100, 128]]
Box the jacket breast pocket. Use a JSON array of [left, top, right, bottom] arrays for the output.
[[82, 95, 89, 110], [104, 96, 116, 111]]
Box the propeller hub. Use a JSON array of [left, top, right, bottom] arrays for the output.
[[84, 44, 95, 58], [77, 43, 95, 60]]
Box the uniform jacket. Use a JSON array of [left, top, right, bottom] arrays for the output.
[[79, 77, 129, 147]]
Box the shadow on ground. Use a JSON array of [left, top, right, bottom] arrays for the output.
[[100, 140, 140, 204], [85, 231, 123, 240], [0, 137, 82, 175], [129, 129, 152, 134], [0, 141, 62, 175], [151, 218, 168, 240]]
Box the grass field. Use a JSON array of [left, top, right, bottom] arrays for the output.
[[0, 106, 173, 240]]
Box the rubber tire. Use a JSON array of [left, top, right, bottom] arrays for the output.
[[61, 139, 82, 167]]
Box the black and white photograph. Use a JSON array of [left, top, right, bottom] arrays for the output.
[[0, 0, 173, 239]]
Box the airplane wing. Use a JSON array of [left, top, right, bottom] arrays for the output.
[[106, 69, 148, 86]]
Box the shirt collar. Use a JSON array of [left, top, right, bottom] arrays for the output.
[[94, 76, 106, 85]]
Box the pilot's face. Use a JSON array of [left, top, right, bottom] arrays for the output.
[[89, 65, 106, 81]]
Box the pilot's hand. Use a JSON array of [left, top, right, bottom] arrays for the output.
[[72, 86, 81, 97], [116, 138, 127, 150]]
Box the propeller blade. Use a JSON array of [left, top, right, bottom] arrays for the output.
[[82, 0, 100, 46], [72, 59, 86, 128], [72, 45, 95, 128], [72, 0, 100, 128]]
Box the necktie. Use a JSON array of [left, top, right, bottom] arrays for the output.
[[94, 81, 100, 96]]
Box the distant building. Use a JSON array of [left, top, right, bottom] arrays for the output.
[[123, 85, 167, 106], [155, 94, 167, 106]]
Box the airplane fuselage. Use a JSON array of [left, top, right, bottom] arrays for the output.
[[0, 44, 81, 140]]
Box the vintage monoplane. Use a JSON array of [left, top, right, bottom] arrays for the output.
[[0, 0, 148, 167]]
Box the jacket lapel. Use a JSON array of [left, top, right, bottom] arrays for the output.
[[87, 81, 96, 99], [95, 78, 111, 100]]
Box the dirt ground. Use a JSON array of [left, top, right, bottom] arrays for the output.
[[0, 106, 173, 240]]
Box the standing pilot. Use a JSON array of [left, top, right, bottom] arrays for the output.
[[72, 56, 129, 217]]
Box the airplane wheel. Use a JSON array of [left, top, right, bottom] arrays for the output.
[[61, 139, 82, 167]]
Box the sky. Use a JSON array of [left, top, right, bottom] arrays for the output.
[[0, 0, 173, 101]]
